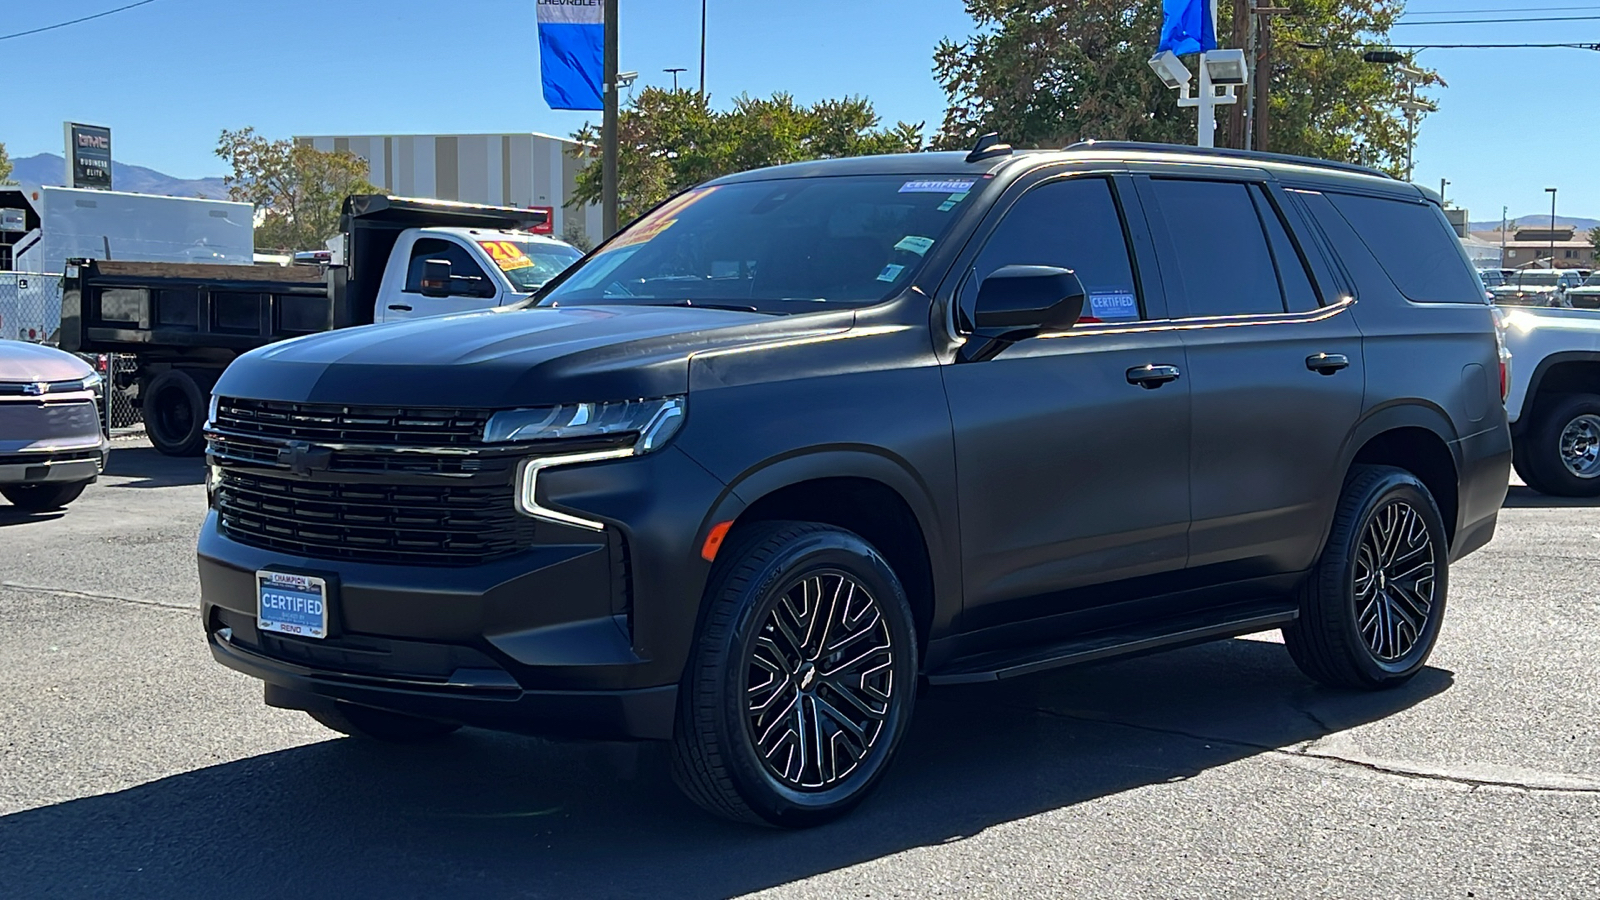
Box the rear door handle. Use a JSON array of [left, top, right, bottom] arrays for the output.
[[1127, 364, 1182, 389], [387, 304, 413, 312], [1306, 352, 1350, 374]]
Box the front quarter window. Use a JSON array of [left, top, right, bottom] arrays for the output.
[[540, 174, 979, 312]]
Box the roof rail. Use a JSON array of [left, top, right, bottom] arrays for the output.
[[1063, 140, 1393, 180]]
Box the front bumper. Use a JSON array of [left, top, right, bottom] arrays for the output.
[[197, 445, 727, 740], [0, 398, 108, 486]]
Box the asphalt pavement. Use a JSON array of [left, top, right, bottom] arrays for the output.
[[1, 440, 1596, 899]]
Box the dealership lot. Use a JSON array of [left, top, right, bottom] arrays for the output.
[[1, 442, 1596, 899]]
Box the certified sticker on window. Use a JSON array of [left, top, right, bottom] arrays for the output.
[[478, 240, 536, 271]]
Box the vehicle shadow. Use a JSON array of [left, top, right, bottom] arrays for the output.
[[1501, 485, 1600, 509], [103, 445, 204, 488], [0, 637, 1449, 900], [0, 506, 65, 527]]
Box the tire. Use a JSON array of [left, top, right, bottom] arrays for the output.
[[1283, 465, 1449, 690], [1517, 393, 1600, 498], [671, 521, 919, 828], [0, 481, 88, 512], [307, 702, 461, 743], [143, 369, 209, 457]]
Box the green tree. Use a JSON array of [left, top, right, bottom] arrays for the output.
[[215, 127, 377, 252], [571, 88, 923, 224], [1590, 225, 1600, 259], [934, 0, 1431, 175], [0, 141, 12, 184]]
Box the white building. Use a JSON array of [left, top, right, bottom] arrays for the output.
[[295, 132, 600, 248]]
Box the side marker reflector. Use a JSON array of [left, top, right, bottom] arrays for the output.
[[701, 521, 734, 562]]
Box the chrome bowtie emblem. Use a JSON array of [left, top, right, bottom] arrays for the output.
[[799, 665, 817, 691], [21, 382, 45, 396]]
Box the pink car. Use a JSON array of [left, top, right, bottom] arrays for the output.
[[0, 341, 110, 511]]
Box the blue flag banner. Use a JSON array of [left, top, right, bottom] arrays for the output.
[[537, 0, 605, 111], [1158, 0, 1218, 56]]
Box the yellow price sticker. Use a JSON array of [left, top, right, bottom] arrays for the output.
[[478, 240, 536, 271]]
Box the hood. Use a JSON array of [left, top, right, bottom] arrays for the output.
[[0, 340, 94, 384], [215, 304, 851, 408]]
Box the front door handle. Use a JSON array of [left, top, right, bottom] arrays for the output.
[[388, 304, 413, 312], [1306, 352, 1350, 375], [1127, 364, 1182, 389]]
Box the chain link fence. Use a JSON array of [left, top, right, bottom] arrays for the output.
[[1, 271, 144, 437]]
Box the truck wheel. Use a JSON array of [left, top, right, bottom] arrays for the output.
[[308, 702, 460, 743], [1, 481, 88, 512], [144, 369, 208, 457], [671, 521, 918, 827], [1283, 465, 1449, 690], [1518, 394, 1600, 497]]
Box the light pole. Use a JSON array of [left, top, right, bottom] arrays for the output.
[[1547, 187, 1559, 269], [664, 67, 687, 91], [699, 0, 707, 99], [602, 0, 619, 239], [1149, 50, 1248, 148], [1439, 178, 1449, 206]]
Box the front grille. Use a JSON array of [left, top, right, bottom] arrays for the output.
[[216, 469, 535, 566], [208, 431, 490, 476], [0, 448, 101, 466], [215, 397, 490, 446]]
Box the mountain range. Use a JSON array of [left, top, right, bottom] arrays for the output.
[[9, 153, 229, 200], [1469, 215, 1600, 233]]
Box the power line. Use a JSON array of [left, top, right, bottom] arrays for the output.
[[0, 0, 161, 42], [1389, 42, 1600, 49], [1395, 14, 1600, 26], [1404, 4, 1600, 15]]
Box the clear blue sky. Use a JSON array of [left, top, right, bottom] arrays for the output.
[[3, 0, 1596, 224]]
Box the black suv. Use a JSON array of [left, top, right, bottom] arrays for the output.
[[199, 141, 1510, 827]]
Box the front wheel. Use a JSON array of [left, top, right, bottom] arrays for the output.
[[671, 521, 918, 827], [1, 481, 88, 512], [1517, 393, 1600, 497], [1284, 465, 1449, 689]]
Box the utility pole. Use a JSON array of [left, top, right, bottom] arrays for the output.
[[1226, 0, 1251, 148], [1250, 6, 1289, 153], [1548, 187, 1559, 268], [1439, 178, 1449, 205], [603, 0, 619, 239], [1500, 205, 1508, 267], [699, 0, 708, 100], [665, 67, 686, 91]]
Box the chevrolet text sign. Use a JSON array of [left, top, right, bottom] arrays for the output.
[[65, 122, 113, 191]]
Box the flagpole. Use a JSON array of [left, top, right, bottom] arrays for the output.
[[603, 0, 619, 239]]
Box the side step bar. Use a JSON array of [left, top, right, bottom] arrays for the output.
[[926, 602, 1299, 686]]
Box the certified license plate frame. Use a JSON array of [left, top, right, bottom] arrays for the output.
[[256, 570, 329, 640]]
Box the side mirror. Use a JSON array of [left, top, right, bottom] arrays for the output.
[[959, 265, 1086, 363], [420, 259, 452, 298]]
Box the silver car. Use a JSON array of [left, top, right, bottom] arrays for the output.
[[0, 341, 110, 511]]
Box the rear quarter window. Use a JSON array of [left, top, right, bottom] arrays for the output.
[[1322, 192, 1484, 304]]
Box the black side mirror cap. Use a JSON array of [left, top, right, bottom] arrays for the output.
[[420, 259, 452, 298], [959, 265, 1086, 363]]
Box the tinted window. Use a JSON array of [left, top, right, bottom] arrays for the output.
[[542, 175, 979, 311], [1324, 192, 1485, 304], [405, 238, 494, 297], [1251, 185, 1320, 312], [1150, 179, 1284, 317], [963, 177, 1142, 324]]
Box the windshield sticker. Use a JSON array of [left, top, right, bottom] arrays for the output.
[[609, 186, 721, 251], [877, 264, 907, 282], [936, 191, 971, 212], [1088, 290, 1139, 320], [894, 235, 936, 256], [900, 179, 977, 194], [478, 240, 536, 271]]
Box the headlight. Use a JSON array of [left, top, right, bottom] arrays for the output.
[[79, 372, 103, 392], [207, 393, 220, 427], [485, 396, 685, 452], [496, 396, 687, 530]]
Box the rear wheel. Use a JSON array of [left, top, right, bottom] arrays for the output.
[[1518, 393, 1600, 497], [0, 481, 88, 512], [1284, 465, 1448, 689], [671, 521, 918, 827], [143, 369, 209, 457], [308, 702, 461, 743]]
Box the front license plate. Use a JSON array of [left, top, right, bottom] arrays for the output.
[[257, 571, 328, 640]]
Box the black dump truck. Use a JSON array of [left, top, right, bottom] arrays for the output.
[[60, 195, 571, 455]]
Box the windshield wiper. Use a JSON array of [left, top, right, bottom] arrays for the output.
[[642, 299, 763, 313]]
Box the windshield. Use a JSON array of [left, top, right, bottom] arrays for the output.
[[477, 240, 583, 293], [1512, 271, 1562, 288], [1584, 274, 1600, 287], [540, 174, 981, 311]]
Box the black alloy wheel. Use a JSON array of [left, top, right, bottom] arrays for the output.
[[1284, 465, 1449, 689], [672, 521, 918, 827]]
